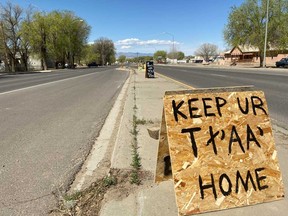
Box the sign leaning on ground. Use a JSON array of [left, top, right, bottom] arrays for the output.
[[155, 87, 284, 215], [145, 61, 154, 78]]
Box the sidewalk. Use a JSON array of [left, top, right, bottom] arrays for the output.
[[70, 68, 288, 216], [99, 69, 184, 216]]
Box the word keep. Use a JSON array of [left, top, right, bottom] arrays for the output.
[[172, 95, 267, 122]]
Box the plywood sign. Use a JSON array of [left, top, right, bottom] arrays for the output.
[[155, 87, 284, 215]]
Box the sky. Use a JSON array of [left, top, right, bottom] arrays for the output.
[[10, 0, 244, 55]]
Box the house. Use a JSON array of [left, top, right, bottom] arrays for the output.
[[28, 55, 44, 70], [224, 45, 288, 66], [225, 45, 258, 63], [0, 60, 4, 72], [166, 58, 177, 64]]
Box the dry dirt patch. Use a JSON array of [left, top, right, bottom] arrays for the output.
[[51, 168, 153, 216]]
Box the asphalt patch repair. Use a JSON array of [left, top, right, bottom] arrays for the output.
[[50, 168, 153, 216]]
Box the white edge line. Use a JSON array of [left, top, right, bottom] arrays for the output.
[[0, 72, 97, 96]]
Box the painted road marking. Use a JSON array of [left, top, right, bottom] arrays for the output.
[[0, 72, 98, 96], [211, 74, 228, 77], [156, 72, 195, 89]]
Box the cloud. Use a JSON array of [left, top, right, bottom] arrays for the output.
[[116, 38, 180, 46], [121, 45, 132, 49], [116, 38, 140, 45]]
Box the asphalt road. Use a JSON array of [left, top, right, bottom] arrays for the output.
[[155, 65, 288, 130], [0, 67, 129, 215], [0, 68, 112, 93]]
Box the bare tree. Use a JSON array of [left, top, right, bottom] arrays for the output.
[[93, 37, 115, 66], [194, 43, 218, 62], [0, 20, 9, 71], [0, 2, 23, 72], [19, 6, 34, 71]]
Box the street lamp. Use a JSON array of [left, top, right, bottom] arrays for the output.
[[163, 32, 175, 63], [263, 0, 269, 67]]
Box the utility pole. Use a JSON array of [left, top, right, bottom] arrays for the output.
[[263, 0, 270, 67]]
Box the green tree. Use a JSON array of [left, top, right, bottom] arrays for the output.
[[82, 44, 100, 65], [61, 12, 90, 68], [46, 11, 67, 68], [118, 55, 126, 64], [167, 51, 185, 60], [177, 51, 185, 60], [154, 50, 167, 63], [194, 43, 218, 61], [137, 56, 153, 63], [167, 51, 178, 59], [109, 54, 116, 65], [22, 10, 90, 69], [45, 11, 90, 68], [22, 11, 50, 70], [224, 0, 288, 67]]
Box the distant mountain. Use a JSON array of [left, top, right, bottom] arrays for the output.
[[116, 52, 153, 58]]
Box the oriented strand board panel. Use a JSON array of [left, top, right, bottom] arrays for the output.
[[155, 110, 172, 182], [163, 87, 284, 215]]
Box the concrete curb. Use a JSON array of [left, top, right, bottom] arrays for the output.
[[70, 69, 132, 191]]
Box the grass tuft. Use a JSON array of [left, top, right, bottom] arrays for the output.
[[103, 175, 117, 187]]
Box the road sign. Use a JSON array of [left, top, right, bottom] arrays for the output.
[[155, 87, 284, 215]]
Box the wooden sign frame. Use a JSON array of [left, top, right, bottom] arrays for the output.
[[155, 87, 284, 215]]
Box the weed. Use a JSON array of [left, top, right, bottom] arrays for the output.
[[133, 92, 136, 101], [130, 115, 139, 136], [130, 128, 138, 138], [63, 191, 82, 202], [103, 175, 117, 187], [131, 147, 141, 170], [135, 118, 154, 125], [130, 170, 141, 185]]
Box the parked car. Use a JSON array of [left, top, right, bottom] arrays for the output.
[[194, 59, 203, 63], [275, 58, 288, 67], [87, 62, 99, 67]]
